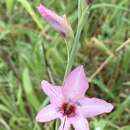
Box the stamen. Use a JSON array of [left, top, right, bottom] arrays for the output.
[[61, 102, 76, 117]]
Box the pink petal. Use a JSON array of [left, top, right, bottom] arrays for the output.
[[63, 66, 89, 101], [41, 80, 63, 106], [36, 104, 60, 122], [59, 117, 71, 130], [78, 97, 114, 118], [70, 116, 89, 130]]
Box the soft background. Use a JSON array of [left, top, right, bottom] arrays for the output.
[[0, 0, 130, 130]]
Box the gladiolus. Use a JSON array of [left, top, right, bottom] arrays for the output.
[[36, 65, 113, 130]]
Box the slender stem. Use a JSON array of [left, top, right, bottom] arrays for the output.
[[63, 39, 71, 81], [65, 39, 70, 66], [55, 119, 60, 130], [42, 40, 55, 84], [63, 7, 90, 79]]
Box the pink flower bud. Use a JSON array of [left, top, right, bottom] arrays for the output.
[[37, 4, 73, 38]]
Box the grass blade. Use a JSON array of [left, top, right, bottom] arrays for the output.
[[18, 0, 43, 29], [22, 68, 40, 111]]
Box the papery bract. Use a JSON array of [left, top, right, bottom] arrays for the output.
[[36, 65, 113, 130]]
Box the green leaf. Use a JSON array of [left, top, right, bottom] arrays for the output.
[[6, 0, 15, 14], [111, 95, 130, 121], [91, 79, 114, 99], [18, 0, 43, 29], [22, 68, 40, 111], [94, 119, 107, 130]]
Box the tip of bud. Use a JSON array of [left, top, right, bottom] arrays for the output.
[[37, 4, 44, 11]]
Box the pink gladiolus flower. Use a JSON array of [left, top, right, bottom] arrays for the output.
[[37, 4, 73, 38], [36, 66, 113, 130]]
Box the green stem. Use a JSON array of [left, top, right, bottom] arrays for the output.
[[63, 7, 90, 80]]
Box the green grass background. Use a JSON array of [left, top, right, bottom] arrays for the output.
[[0, 0, 130, 130]]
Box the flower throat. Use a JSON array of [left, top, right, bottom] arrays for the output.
[[61, 102, 76, 117]]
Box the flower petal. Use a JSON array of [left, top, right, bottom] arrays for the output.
[[78, 97, 114, 118], [41, 80, 63, 106], [70, 116, 89, 130], [36, 104, 60, 122], [63, 66, 89, 100], [59, 117, 71, 130]]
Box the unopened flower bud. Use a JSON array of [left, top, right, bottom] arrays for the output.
[[37, 4, 73, 38]]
